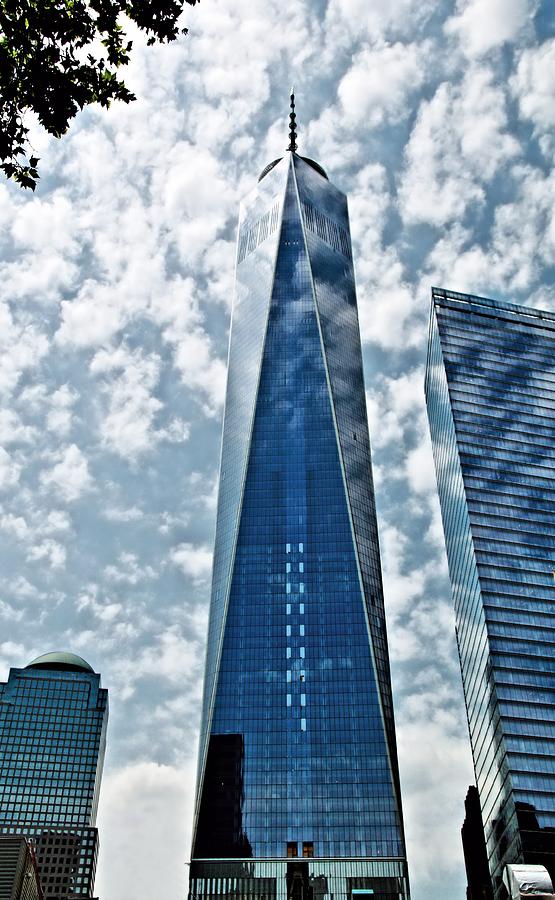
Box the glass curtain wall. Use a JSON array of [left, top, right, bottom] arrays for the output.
[[190, 153, 409, 900], [425, 287, 555, 898], [0, 657, 107, 898]]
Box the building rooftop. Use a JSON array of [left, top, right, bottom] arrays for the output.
[[26, 651, 95, 673]]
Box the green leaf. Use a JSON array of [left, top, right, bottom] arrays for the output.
[[0, 0, 195, 188]]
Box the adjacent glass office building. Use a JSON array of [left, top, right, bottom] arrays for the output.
[[0, 835, 43, 900], [189, 139, 410, 900], [0, 652, 108, 899], [425, 288, 555, 898]]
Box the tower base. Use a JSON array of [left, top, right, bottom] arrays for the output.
[[189, 858, 410, 900]]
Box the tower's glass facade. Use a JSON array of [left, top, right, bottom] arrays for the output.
[[425, 288, 555, 898], [0, 653, 108, 899], [189, 152, 410, 900]]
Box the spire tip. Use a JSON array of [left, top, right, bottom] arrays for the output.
[[287, 90, 297, 153]]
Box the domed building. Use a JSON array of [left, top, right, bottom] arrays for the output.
[[0, 651, 108, 900]]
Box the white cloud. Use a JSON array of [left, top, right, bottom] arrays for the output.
[[0, 187, 79, 302], [136, 626, 202, 685], [511, 40, 555, 158], [0, 302, 49, 396], [56, 280, 125, 348], [187, 471, 218, 511], [90, 345, 193, 459], [90, 345, 163, 460], [0, 447, 21, 490], [404, 430, 438, 495], [380, 524, 427, 618], [424, 165, 555, 295], [40, 443, 93, 502], [366, 369, 426, 450], [200, 238, 236, 308], [0, 255, 77, 306], [158, 142, 235, 265], [347, 164, 418, 350], [43, 509, 71, 534], [0, 513, 30, 540], [46, 384, 79, 436], [96, 761, 195, 900], [0, 600, 24, 622], [399, 68, 520, 226], [338, 42, 427, 127], [11, 193, 77, 253], [27, 538, 67, 570], [170, 327, 227, 416], [16, 383, 47, 412], [104, 552, 156, 586], [399, 719, 474, 886], [445, 0, 537, 57], [77, 590, 123, 624], [5, 576, 42, 601], [162, 418, 191, 444], [0, 641, 27, 681], [102, 505, 144, 522], [170, 542, 213, 582], [324, 0, 436, 44], [102, 624, 204, 702], [0, 409, 37, 445]]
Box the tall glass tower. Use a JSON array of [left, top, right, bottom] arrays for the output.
[[425, 287, 555, 898], [0, 651, 108, 899], [189, 102, 410, 900]]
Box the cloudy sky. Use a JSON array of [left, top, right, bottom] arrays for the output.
[[0, 0, 554, 897]]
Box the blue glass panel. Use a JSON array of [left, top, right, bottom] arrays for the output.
[[294, 157, 400, 781], [425, 288, 555, 898], [0, 666, 107, 895], [197, 159, 289, 792], [193, 159, 405, 871]]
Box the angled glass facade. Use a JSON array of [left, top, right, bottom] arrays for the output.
[[190, 151, 409, 900], [0, 653, 108, 899], [425, 288, 555, 898]]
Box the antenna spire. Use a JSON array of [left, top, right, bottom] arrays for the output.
[[288, 88, 297, 152]]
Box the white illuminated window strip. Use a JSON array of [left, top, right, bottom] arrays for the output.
[[286, 694, 292, 707], [301, 718, 306, 731], [300, 694, 306, 707], [286, 604, 291, 615], [286, 671, 292, 683], [299, 543, 304, 553], [299, 604, 304, 614], [286, 625, 291, 637], [299, 624, 305, 636], [300, 647, 305, 659], [286, 647, 291, 659]]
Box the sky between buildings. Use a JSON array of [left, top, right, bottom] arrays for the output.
[[0, 0, 553, 898]]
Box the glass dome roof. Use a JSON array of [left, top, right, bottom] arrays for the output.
[[26, 651, 95, 673], [258, 155, 328, 182]]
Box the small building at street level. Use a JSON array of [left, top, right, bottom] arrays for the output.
[[0, 652, 107, 899]]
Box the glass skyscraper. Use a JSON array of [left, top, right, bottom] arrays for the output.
[[189, 114, 410, 900], [425, 287, 555, 898], [0, 651, 108, 899]]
